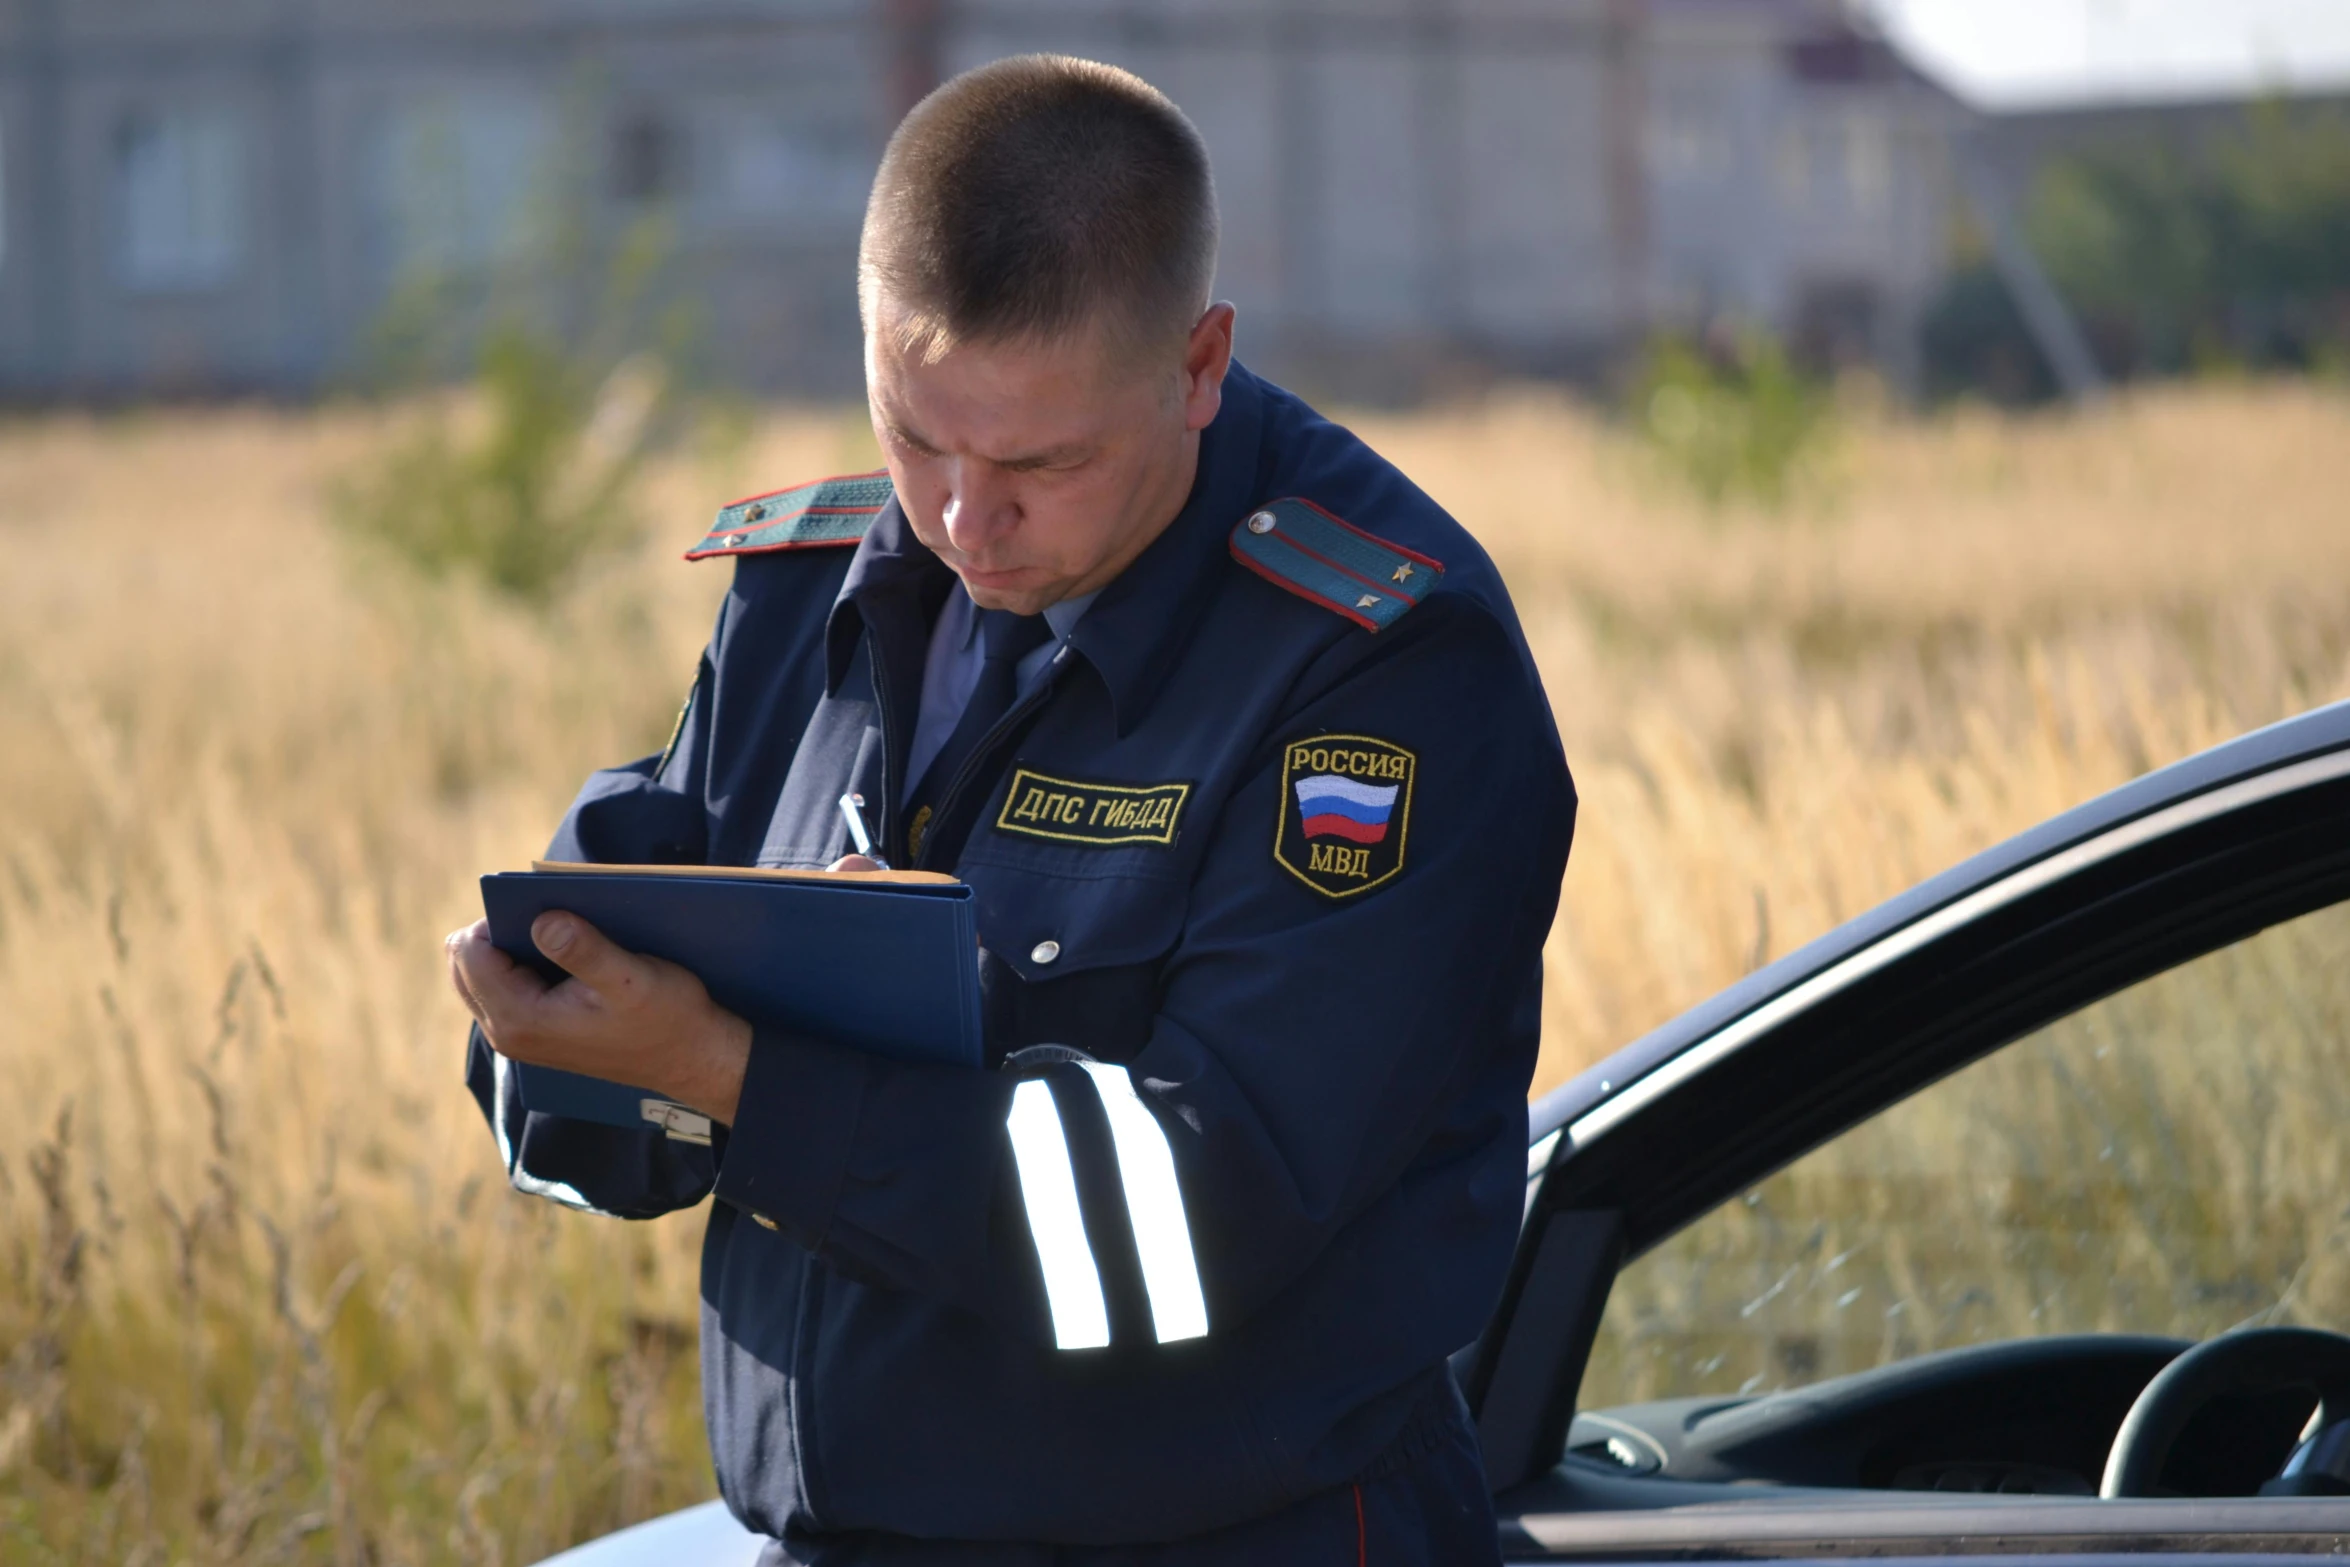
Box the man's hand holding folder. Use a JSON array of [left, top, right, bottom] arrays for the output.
[[446, 907, 756, 1128], [447, 851, 947, 1133]]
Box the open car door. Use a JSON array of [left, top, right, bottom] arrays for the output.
[[1473, 701, 2350, 1560]]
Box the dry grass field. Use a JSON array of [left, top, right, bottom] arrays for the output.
[[1, 381, 2347, 1559]]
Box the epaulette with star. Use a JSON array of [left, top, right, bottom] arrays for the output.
[[684, 470, 894, 560], [1227, 498, 1444, 631]]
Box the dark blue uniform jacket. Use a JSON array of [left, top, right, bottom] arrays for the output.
[[467, 363, 1575, 1555]]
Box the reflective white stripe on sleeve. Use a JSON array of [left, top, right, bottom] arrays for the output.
[[1005, 1079, 1111, 1350], [1078, 1062, 1209, 1344], [492, 1051, 605, 1215]]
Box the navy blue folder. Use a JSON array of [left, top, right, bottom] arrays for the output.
[[479, 863, 983, 1133]]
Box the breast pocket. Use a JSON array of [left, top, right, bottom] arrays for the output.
[[963, 859, 1190, 1065]]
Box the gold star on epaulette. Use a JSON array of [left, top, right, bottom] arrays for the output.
[[1392, 563, 1415, 583], [1355, 593, 1379, 610]]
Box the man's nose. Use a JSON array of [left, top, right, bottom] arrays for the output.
[[940, 461, 1019, 554]]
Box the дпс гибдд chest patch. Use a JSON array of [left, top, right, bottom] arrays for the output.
[[992, 769, 1193, 849]]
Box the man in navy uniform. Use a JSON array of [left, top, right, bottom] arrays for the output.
[[447, 54, 1574, 1565]]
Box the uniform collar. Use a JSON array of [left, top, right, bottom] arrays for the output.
[[823, 362, 1269, 730], [1041, 589, 1097, 644], [825, 501, 948, 694]]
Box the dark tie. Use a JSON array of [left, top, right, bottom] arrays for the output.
[[904, 607, 1054, 864]]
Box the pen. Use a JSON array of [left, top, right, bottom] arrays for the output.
[[837, 793, 890, 868]]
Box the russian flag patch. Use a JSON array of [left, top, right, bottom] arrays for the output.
[[1274, 734, 1416, 898], [1295, 774, 1400, 845]]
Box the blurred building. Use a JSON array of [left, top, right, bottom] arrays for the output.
[[0, 0, 1962, 401]]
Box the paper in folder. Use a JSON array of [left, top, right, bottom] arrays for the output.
[[479, 862, 984, 1136]]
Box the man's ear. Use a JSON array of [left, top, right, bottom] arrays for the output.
[[1181, 303, 1237, 433]]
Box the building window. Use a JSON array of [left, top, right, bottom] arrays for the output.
[[707, 112, 870, 231], [1775, 126, 1811, 208], [612, 111, 686, 203], [1778, 112, 1893, 216], [1650, 101, 1733, 187], [374, 93, 550, 276], [113, 108, 245, 292], [1838, 109, 1892, 212]]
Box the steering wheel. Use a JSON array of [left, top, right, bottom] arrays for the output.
[[2101, 1327, 2350, 1498]]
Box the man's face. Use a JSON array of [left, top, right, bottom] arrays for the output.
[[865, 300, 1234, 616]]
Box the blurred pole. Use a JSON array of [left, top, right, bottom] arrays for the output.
[[1271, 1, 1319, 366], [26, 0, 71, 388], [1956, 140, 2107, 404], [1603, 0, 1651, 344], [883, 0, 945, 123], [1415, 0, 1465, 340], [268, 0, 327, 390]]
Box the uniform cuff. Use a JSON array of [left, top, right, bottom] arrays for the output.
[[712, 1025, 873, 1244]]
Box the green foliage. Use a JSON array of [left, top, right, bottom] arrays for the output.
[[2025, 102, 2350, 377], [334, 81, 709, 604], [1633, 330, 1833, 509], [1918, 104, 2350, 401], [339, 329, 664, 604], [1919, 264, 2059, 405]]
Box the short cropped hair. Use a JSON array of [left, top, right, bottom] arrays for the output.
[[859, 55, 1218, 364]]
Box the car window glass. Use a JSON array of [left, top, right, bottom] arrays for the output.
[[1582, 899, 2350, 1409]]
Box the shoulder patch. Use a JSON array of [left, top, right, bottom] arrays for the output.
[[1228, 498, 1444, 631], [684, 470, 894, 560], [1274, 733, 1415, 897]]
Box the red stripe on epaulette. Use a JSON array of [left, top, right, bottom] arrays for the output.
[[716, 468, 890, 512], [1229, 541, 1382, 632], [682, 532, 874, 562], [1289, 496, 1445, 572], [686, 469, 893, 561], [1264, 525, 1425, 607], [706, 504, 885, 542]]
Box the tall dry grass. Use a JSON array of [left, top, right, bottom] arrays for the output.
[[1350, 386, 2350, 1082], [0, 382, 2346, 1558]]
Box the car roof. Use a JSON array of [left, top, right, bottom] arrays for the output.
[[1531, 698, 2350, 1148]]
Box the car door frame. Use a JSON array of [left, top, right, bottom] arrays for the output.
[[1465, 701, 2350, 1509]]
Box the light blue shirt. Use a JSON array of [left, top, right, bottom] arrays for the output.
[[902, 585, 1097, 805]]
